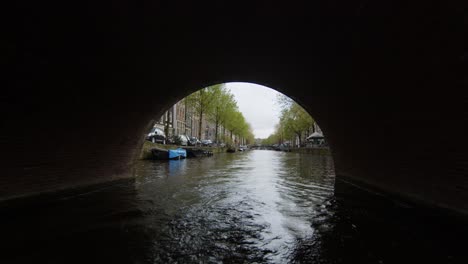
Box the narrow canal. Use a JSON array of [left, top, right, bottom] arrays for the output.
[[1, 150, 467, 263], [133, 150, 335, 263]]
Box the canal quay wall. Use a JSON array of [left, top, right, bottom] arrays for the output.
[[290, 147, 331, 155], [139, 141, 225, 160]]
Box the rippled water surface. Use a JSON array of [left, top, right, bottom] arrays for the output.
[[2, 150, 468, 263], [133, 150, 335, 263]]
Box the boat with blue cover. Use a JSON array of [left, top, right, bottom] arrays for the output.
[[168, 148, 187, 159], [151, 147, 187, 160]]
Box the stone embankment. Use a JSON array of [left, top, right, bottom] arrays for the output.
[[290, 147, 331, 155], [140, 141, 225, 160]]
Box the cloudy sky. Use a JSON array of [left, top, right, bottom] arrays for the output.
[[225, 82, 283, 139]]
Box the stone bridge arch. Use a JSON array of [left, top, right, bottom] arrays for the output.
[[3, 0, 467, 216]]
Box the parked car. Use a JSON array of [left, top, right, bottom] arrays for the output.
[[189, 137, 201, 146], [146, 127, 166, 144], [201, 139, 213, 146], [175, 134, 190, 146]]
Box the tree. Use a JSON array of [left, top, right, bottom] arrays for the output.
[[264, 94, 315, 146], [225, 110, 242, 144], [184, 83, 254, 146], [279, 102, 314, 145], [207, 84, 237, 143], [262, 133, 279, 145], [276, 93, 294, 111], [185, 85, 219, 139]]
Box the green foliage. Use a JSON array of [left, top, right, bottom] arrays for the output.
[[184, 83, 254, 146], [185, 85, 220, 139], [264, 94, 315, 145], [280, 102, 314, 143], [207, 84, 238, 143], [262, 133, 278, 145]]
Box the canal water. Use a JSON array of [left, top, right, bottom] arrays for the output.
[[1, 150, 467, 263]]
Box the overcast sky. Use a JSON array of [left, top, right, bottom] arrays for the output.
[[225, 82, 283, 139]]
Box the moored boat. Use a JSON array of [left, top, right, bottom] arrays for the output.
[[151, 147, 187, 160], [186, 148, 213, 158], [168, 148, 187, 159], [151, 147, 168, 160], [226, 147, 236, 153]]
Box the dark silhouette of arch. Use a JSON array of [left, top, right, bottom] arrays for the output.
[[3, 0, 468, 216]]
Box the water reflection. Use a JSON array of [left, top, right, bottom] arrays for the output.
[[167, 159, 187, 176]]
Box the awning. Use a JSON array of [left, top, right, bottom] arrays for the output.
[[306, 132, 324, 140]]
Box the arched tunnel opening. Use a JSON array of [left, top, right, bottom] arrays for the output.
[[3, 0, 468, 263], [138, 82, 329, 155]]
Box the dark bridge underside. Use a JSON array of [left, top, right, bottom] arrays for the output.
[[3, 1, 468, 215]]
